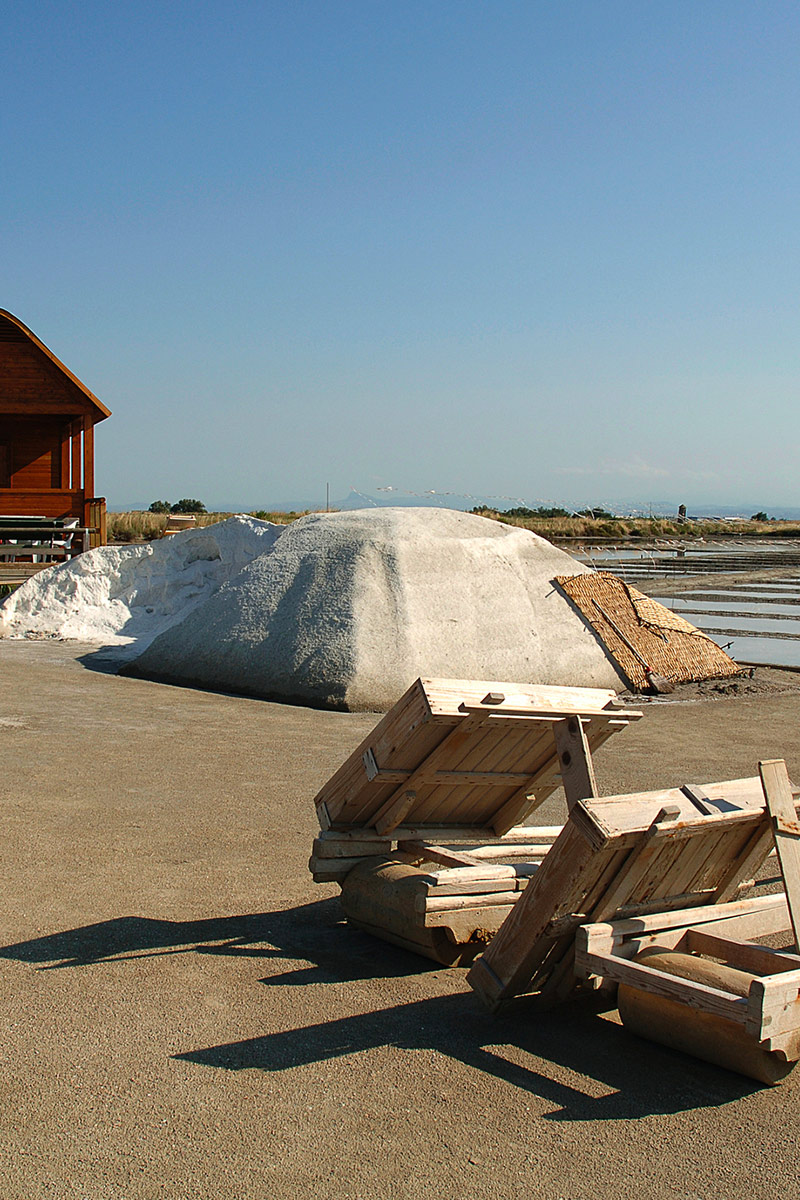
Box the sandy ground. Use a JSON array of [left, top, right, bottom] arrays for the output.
[[3, 640, 800, 1200]]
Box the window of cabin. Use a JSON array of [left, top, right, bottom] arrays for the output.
[[0, 444, 9, 488]]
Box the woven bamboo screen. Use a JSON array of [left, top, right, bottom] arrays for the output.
[[555, 572, 741, 691]]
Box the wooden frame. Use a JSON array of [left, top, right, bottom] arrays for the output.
[[574, 897, 800, 1057]]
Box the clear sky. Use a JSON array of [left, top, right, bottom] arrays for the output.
[[3, 1, 798, 512]]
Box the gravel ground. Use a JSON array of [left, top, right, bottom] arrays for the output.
[[3, 640, 800, 1200]]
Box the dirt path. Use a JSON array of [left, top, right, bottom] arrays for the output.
[[2, 640, 800, 1199]]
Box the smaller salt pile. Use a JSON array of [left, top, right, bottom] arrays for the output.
[[0, 515, 284, 657]]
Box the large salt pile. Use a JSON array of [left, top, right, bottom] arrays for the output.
[[0, 516, 284, 656], [124, 508, 625, 709]]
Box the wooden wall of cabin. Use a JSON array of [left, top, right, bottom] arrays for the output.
[[2, 417, 65, 488], [0, 417, 88, 518]]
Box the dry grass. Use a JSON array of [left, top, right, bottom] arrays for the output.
[[475, 512, 800, 541], [106, 509, 800, 546], [107, 510, 309, 543]]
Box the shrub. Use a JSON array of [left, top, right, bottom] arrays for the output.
[[148, 500, 172, 514], [170, 499, 207, 514]]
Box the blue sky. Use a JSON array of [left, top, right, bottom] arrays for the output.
[[3, 1, 798, 511]]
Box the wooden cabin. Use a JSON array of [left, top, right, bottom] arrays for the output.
[[0, 309, 110, 545]]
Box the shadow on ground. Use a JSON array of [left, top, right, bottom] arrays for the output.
[[0, 898, 761, 1120], [0, 897, 422, 984]]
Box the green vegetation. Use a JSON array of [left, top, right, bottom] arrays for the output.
[[473, 504, 570, 519], [148, 498, 207, 514]]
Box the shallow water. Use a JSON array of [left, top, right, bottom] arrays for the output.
[[574, 540, 800, 668]]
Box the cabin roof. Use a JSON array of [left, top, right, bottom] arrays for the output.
[[0, 309, 111, 422]]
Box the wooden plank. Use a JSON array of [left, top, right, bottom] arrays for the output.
[[70, 419, 81, 490], [580, 892, 792, 947], [309, 855, 367, 883], [311, 836, 393, 860], [419, 877, 529, 897], [418, 890, 519, 914], [83, 418, 94, 497], [745, 970, 800, 1039], [760, 758, 800, 948], [458, 843, 553, 861], [316, 823, 562, 844], [423, 903, 515, 930], [422, 678, 630, 718], [425, 862, 539, 884], [366, 767, 541, 785]]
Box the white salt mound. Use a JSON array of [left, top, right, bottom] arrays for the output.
[[125, 507, 624, 709], [0, 515, 284, 656]]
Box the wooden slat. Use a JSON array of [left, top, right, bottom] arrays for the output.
[[686, 928, 800, 974]]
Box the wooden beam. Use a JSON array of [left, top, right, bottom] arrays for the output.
[[374, 790, 417, 836], [70, 419, 81, 490], [59, 424, 69, 489], [395, 842, 485, 868]]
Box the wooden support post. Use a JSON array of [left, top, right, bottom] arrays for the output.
[[60, 424, 69, 489], [374, 790, 418, 837], [553, 716, 598, 811], [83, 417, 94, 498], [71, 419, 81, 491], [760, 758, 800, 950]]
